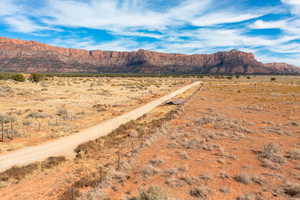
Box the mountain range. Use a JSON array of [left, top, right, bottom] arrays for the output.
[[0, 37, 299, 74]]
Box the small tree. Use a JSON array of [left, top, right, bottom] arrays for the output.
[[30, 73, 44, 83], [270, 77, 276, 82], [11, 74, 25, 82]]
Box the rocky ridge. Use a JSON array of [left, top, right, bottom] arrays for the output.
[[0, 37, 299, 74]]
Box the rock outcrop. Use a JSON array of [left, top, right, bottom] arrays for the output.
[[0, 37, 299, 74]]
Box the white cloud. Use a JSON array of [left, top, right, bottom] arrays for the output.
[[50, 37, 151, 51], [108, 29, 163, 39], [81, 39, 139, 51], [282, 0, 300, 14], [250, 20, 287, 29], [192, 13, 260, 26], [0, 0, 56, 33], [166, 27, 296, 48], [4, 15, 60, 33], [257, 52, 300, 66], [0, 0, 20, 16], [42, 0, 169, 31], [4, 15, 48, 33], [41, 0, 273, 32], [249, 18, 300, 39]]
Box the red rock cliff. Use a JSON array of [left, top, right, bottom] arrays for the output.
[[0, 37, 299, 74]]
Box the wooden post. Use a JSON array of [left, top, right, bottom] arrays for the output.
[[1, 121, 4, 142], [71, 187, 74, 200], [117, 151, 121, 170], [10, 119, 13, 139], [36, 118, 41, 131], [131, 140, 135, 154], [99, 167, 103, 184]]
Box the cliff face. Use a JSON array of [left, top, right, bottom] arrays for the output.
[[0, 37, 299, 74]]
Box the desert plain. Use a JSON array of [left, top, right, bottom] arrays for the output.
[[0, 75, 299, 200]]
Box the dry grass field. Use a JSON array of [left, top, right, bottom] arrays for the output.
[[0, 75, 299, 200], [0, 77, 192, 154]]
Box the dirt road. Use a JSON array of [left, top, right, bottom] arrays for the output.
[[0, 81, 201, 172]]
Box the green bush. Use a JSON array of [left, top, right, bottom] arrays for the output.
[[11, 74, 25, 82], [30, 73, 44, 83]]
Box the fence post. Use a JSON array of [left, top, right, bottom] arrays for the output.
[[10, 119, 13, 139], [117, 151, 121, 170], [1, 121, 4, 142]]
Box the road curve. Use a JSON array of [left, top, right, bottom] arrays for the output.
[[0, 81, 201, 172]]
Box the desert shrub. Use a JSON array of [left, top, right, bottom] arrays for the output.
[[234, 173, 252, 184], [286, 149, 300, 160], [137, 186, 168, 200], [260, 159, 280, 170], [219, 187, 230, 194], [40, 81, 49, 87], [235, 75, 240, 79], [0, 156, 66, 184], [29, 73, 44, 83], [26, 112, 50, 119], [22, 120, 32, 126], [0, 114, 11, 123], [190, 186, 211, 198], [11, 74, 25, 82], [219, 171, 230, 179], [178, 151, 190, 160], [0, 73, 6, 80], [141, 165, 160, 178], [258, 143, 286, 164], [247, 76, 251, 79], [0, 163, 39, 181], [41, 156, 66, 169], [270, 77, 276, 81], [149, 159, 164, 167], [0, 73, 22, 80], [56, 108, 69, 120], [290, 121, 299, 126], [282, 182, 300, 198], [236, 193, 260, 200]]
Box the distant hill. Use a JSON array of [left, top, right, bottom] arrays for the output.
[[0, 36, 299, 74]]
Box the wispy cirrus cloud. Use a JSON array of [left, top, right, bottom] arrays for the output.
[[0, 0, 300, 65], [4, 15, 57, 33], [282, 0, 300, 14], [0, 0, 20, 16]]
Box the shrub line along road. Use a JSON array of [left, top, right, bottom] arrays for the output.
[[0, 81, 201, 173]]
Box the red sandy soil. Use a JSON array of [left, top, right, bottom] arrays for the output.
[[0, 81, 299, 200], [102, 82, 300, 200]]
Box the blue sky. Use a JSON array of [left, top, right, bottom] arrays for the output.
[[0, 0, 300, 66]]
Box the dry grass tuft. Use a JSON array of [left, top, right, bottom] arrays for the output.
[[189, 186, 211, 199], [257, 143, 286, 165], [136, 186, 168, 200]]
